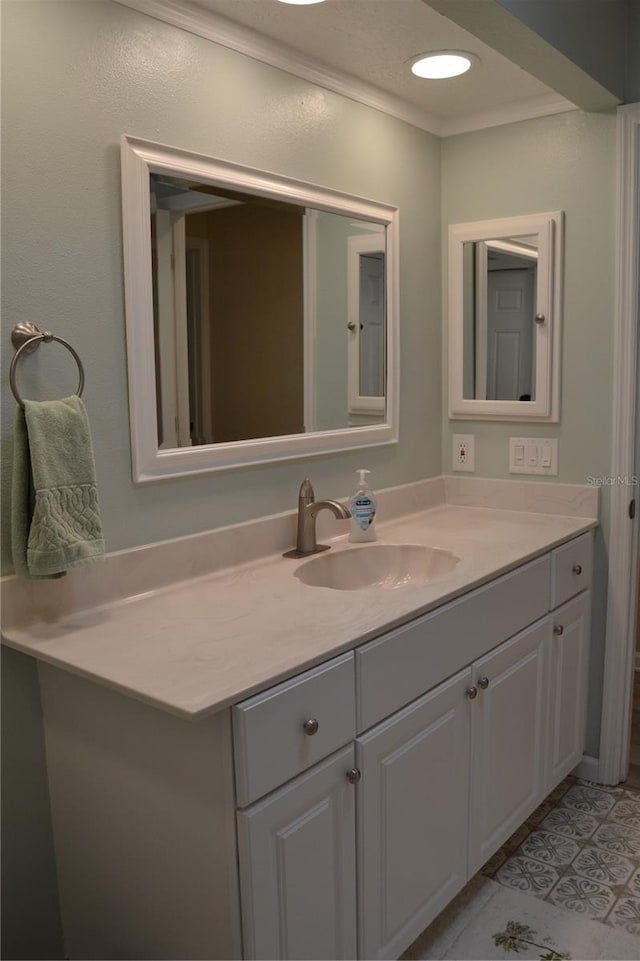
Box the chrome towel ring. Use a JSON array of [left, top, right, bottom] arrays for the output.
[[9, 323, 85, 409]]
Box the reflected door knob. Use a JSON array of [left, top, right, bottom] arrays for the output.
[[303, 718, 319, 736]]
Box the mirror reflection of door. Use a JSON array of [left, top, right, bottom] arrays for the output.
[[475, 240, 537, 401], [347, 234, 385, 420], [359, 252, 385, 397]]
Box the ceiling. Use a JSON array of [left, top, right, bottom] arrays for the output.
[[178, 0, 575, 134]]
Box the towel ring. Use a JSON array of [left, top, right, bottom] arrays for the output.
[[9, 324, 85, 408]]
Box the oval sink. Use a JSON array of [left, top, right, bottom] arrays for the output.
[[294, 544, 459, 591]]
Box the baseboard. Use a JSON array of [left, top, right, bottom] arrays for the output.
[[571, 755, 600, 782]]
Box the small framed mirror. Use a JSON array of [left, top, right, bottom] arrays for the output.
[[120, 136, 399, 482], [448, 211, 563, 421]]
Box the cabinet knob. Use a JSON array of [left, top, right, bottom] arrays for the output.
[[534, 313, 546, 325], [573, 564, 583, 575], [466, 686, 478, 700], [478, 676, 490, 690], [554, 624, 564, 636], [346, 767, 361, 784], [303, 718, 319, 736]]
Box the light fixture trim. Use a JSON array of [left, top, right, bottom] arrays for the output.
[[276, 0, 327, 5], [410, 51, 477, 79]]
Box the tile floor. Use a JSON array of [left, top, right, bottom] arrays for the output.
[[481, 777, 640, 936]]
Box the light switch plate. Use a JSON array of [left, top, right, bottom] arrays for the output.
[[453, 434, 475, 472], [509, 437, 558, 475]]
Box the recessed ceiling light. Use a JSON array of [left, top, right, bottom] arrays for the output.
[[411, 52, 476, 79], [276, 0, 326, 5]]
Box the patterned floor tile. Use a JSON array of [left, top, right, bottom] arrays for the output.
[[627, 865, 640, 896], [540, 806, 599, 840], [546, 873, 617, 920], [562, 783, 617, 816], [571, 845, 634, 886], [592, 822, 640, 857], [519, 829, 579, 867], [607, 895, 640, 935], [609, 797, 640, 829], [495, 855, 558, 896]]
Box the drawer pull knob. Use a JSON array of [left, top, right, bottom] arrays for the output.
[[303, 718, 319, 736], [554, 624, 564, 636], [466, 686, 478, 700], [573, 564, 583, 575], [478, 676, 490, 690], [346, 767, 361, 784]]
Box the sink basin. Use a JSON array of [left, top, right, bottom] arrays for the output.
[[294, 544, 459, 591]]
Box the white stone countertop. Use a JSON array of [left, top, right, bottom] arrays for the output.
[[1, 503, 596, 720]]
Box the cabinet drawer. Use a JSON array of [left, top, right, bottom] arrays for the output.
[[356, 554, 551, 732], [233, 652, 356, 807], [551, 532, 593, 609]]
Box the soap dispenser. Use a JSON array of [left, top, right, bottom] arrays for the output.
[[349, 469, 377, 543]]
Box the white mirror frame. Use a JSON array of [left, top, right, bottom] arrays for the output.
[[448, 211, 563, 421], [120, 135, 399, 482]]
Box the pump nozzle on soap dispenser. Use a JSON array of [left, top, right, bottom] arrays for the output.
[[349, 469, 377, 543]]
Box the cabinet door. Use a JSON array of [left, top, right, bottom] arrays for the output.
[[357, 668, 472, 961], [468, 620, 549, 876], [547, 591, 591, 789], [237, 746, 357, 961]]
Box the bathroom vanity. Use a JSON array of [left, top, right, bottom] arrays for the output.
[[1, 494, 595, 961]]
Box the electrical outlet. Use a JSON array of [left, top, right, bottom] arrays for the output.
[[453, 434, 475, 472]]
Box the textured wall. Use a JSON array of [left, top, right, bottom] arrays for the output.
[[441, 110, 617, 756], [0, 0, 442, 576], [0, 2, 441, 955]]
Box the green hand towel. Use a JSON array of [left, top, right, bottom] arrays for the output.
[[11, 395, 105, 579]]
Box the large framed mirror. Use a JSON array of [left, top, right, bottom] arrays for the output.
[[448, 211, 563, 421], [120, 136, 399, 482]]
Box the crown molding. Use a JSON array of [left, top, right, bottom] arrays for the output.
[[115, 0, 577, 138], [114, 0, 442, 135], [440, 92, 576, 138]]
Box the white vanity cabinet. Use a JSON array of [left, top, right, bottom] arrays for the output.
[[236, 746, 358, 961], [355, 532, 592, 960], [468, 619, 549, 875], [32, 530, 593, 961], [356, 668, 472, 960], [233, 654, 358, 960]]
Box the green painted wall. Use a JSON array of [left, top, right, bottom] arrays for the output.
[[0, 0, 442, 577], [441, 110, 617, 757], [0, 2, 441, 955], [0, 1, 622, 956]]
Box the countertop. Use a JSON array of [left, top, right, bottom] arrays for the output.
[[1, 504, 596, 719]]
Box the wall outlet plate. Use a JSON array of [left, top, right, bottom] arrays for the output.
[[509, 437, 558, 475], [453, 434, 475, 472]]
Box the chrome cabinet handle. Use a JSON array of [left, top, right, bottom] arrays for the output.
[[554, 624, 564, 636], [303, 718, 319, 736], [466, 686, 478, 700], [346, 767, 361, 784], [535, 313, 546, 325], [573, 564, 583, 575], [478, 676, 490, 690]]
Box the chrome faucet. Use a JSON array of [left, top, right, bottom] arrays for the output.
[[283, 479, 351, 558]]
